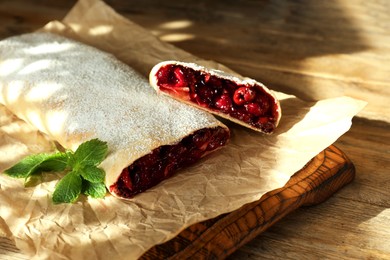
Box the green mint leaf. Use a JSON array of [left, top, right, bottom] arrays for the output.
[[71, 139, 108, 168], [79, 165, 105, 183], [36, 153, 68, 172], [83, 181, 107, 199], [4, 152, 67, 179], [52, 171, 82, 204]]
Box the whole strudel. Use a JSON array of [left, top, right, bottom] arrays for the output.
[[0, 32, 230, 198], [150, 61, 281, 133]]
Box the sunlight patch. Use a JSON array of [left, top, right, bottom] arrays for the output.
[[26, 82, 63, 102], [88, 25, 113, 36], [24, 43, 74, 55], [159, 20, 192, 30], [18, 60, 52, 75], [0, 58, 24, 76]]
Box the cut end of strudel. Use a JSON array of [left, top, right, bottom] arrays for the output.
[[0, 32, 230, 199], [149, 61, 281, 134]]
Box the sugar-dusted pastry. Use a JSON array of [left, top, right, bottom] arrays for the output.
[[150, 61, 281, 133], [0, 32, 230, 198]]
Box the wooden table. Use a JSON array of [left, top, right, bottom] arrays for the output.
[[0, 0, 389, 259]]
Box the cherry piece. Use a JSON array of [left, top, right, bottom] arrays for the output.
[[215, 94, 233, 111], [244, 103, 263, 116], [233, 87, 256, 105], [173, 67, 186, 88], [120, 168, 133, 190]]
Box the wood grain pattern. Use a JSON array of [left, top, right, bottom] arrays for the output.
[[141, 145, 354, 259], [0, 1, 389, 259]]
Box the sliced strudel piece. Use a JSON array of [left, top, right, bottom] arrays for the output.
[[150, 61, 281, 133], [0, 33, 230, 199]]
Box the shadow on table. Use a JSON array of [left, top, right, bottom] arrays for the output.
[[115, 0, 370, 101]]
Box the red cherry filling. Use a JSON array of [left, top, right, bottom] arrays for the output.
[[155, 64, 280, 133], [109, 127, 229, 198]]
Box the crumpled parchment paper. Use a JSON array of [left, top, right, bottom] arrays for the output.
[[0, 0, 366, 259]]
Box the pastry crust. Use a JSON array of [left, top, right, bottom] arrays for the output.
[[0, 33, 229, 198], [149, 60, 281, 133]]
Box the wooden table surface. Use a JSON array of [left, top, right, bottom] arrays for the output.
[[0, 0, 389, 259]]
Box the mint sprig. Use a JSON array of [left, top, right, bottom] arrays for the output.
[[4, 138, 108, 204]]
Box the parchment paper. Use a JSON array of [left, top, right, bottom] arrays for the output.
[[0, 0, 366, 259]]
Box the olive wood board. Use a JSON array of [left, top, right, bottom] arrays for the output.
[[141, 145, 355, 259]]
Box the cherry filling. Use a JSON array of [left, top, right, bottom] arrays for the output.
[[109, 127, 229, 198], [155, 64, 280, 133]]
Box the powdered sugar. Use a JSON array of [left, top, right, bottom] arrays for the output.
[[0, 32, 225, 173]]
